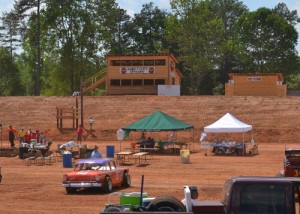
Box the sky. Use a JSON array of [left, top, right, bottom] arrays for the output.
[[1, 0, 300, 52]]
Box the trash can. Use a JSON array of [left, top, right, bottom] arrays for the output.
[[63, 152, 73, 168], [106, 146, 115, 158], [19, 146, 28, 159], [180, 150, 190, 164]]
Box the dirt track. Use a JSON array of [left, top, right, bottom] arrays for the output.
[[0, 141, 290, 214], [0, 96, 299, 213]]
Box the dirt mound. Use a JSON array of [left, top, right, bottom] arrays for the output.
[[0, 95, 299, 144]]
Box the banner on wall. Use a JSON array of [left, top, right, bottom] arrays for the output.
[[120, 67, 155, 74]]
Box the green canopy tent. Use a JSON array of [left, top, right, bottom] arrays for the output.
[[122, 111, 194, 149], [122, 111, 193, 132]]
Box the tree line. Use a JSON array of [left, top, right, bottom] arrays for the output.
[[0, 0, 299, 96]]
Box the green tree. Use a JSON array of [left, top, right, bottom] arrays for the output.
[[100, 6, 132, 55], [235, 8, 298, 73], [13, 0, 45, 95], [273, 3, 300, 26], [42, 0, 107, 95], [0, 12, 23, 59], [167, 0, 225, 94], [0, 47, 23, 95], [128, 2, 169, 54], [206, 0, 248, 85]]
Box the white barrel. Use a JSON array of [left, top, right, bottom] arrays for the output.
[[180, 150, 190, 164]]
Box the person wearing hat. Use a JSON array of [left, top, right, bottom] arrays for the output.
[[18, 127, 26, 144], [91, 145, 102, 158]]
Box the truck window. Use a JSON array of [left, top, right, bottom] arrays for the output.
[[239, 184, 286, 214]]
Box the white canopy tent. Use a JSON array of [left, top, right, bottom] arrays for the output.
[[203, 113, 253, 155], [204, 113, 252, 133]]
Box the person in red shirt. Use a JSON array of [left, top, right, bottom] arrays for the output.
[[77, 125, 84, 145]]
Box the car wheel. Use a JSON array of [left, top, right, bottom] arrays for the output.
[[147, 195, 186, 212], [103, 176, 113, 193], [66, 187, 77, 194], [122, 172, 131, 187]]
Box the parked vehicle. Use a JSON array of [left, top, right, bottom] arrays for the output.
[[101, 176, 300, 213], [283, 147, 300, 177], [62, 158, 130, 194]]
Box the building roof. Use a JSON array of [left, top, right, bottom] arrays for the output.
[[106, 53, 179, 63], [228, 73, 284, 81]]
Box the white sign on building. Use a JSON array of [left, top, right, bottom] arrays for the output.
[[120, 67, 155, 74], [158, 85, 180, 96]]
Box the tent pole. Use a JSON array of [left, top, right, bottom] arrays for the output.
[[192, 128, 194, 151], [243, 132, 245, 156]]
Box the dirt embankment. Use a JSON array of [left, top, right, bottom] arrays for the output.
[[0, 96, 299, 144]]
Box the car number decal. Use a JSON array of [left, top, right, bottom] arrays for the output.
[[294, 169, 300, 177]]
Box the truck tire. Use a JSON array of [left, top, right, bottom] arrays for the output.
[[122, 172, 131, 187], [147, 195, 186, 212], [103, 176, 113, 193], [103, 206, 121, 212], [66, 187, 77, 194]]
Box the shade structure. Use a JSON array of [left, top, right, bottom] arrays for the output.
[[122, 111, 194, 132], [204, 113, 252, 133]]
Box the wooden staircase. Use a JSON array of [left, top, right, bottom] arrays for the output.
[[82, 69, 106, 95]]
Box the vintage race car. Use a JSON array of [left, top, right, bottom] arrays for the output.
[[283, 148, 300, 177], [62, 158, 131, 194]]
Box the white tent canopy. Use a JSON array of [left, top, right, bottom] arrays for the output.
[[204, 113, 252, 133]]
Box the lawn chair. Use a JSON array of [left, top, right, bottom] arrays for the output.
[[249, 144, 259, 155]]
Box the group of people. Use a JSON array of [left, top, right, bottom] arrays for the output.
[[6, 125, 47, 147], [138, 132, 155, 148], [75, 116, 95, 145]]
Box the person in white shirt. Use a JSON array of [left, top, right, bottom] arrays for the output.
[[89, 116, 94, 130]]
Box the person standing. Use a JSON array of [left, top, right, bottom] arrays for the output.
[[18, 127, 26, 144], [7, 125, 16, 147], [76, 125, 84, 145], [39, 131, 46, 145], [139, 132, 146, 143], [91, 145, 102, 158], [89, 116, 94, 131]]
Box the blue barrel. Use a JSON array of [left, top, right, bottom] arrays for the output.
[[63, 153, 73, 168], [106, 146, 115, 158]]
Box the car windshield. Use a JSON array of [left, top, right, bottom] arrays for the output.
[[75, 163, 111, 171]]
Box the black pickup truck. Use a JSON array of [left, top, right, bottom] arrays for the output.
[[101, 176, 300, 214]]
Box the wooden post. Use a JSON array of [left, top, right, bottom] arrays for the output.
[[80, 77, 84, 127]]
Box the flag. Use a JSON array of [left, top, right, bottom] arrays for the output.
[[199, 133, 207, 142]]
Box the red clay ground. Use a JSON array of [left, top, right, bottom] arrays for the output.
[[0, 141, 289, 214], [0, 96, 299, 213]]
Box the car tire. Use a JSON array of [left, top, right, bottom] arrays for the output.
[[147, 195, 186, 212], [103, 176, 113, 193], [122, 172, 131, 187], [66, 187, 77, 194]]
